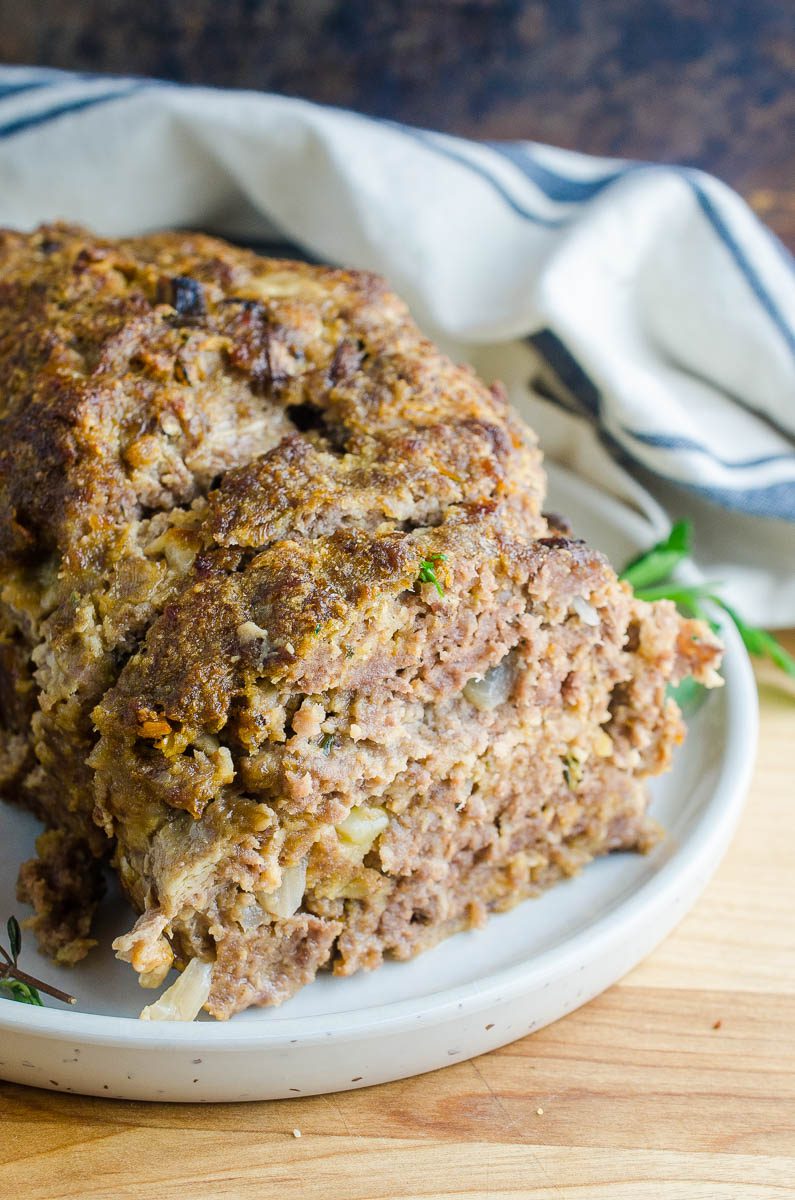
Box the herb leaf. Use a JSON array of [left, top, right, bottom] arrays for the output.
[[667, 676, 707, 715], [562, 753, 583, 789], [0, 978, 43, 1006], [417, 553, 447, 599], [7, 916, 21, 963], [710, 599, 795, 679], [622, 524, 795, 689], [631, 581, 717, 610], [0, 916, 76, 1007], [620, 520, 692, 589]]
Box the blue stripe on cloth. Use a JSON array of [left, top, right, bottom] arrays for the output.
[[674, 478, 795, 520], [0, 85, 142, 140], [487, 142, 795, 361], [685, 179, 795, 359], [526, 330, 601, 419], [624, 429, 795, 470], [486, 142, 624, 203], [529, 327, 795, 520], [386, 125, 568, 228], [230, 235, 317, 263], [598, 426, 795, 521], [0, 80, 51, 101]]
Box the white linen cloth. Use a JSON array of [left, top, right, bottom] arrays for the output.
[[0, 66, 793, 623]]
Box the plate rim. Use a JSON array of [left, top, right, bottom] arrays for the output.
[[0, 466, 759, 1050]]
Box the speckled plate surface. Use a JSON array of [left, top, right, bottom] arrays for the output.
[[0, 462, 757, 1102]]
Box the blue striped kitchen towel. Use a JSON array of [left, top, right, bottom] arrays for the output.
[[0, 65, 793, 623]]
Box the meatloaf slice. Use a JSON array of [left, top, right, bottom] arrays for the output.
[[0, 224, 721, 1018]]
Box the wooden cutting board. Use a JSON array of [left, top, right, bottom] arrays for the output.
[[1, 636, 793, 1200]]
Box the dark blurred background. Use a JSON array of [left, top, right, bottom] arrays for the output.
[[1, 0, 793, 244]]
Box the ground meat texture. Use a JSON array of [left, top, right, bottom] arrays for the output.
[[16, 828, 107, 965], [0, 223, 722, 1019]]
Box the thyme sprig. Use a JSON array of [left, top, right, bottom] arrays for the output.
[[621, 520, 693, 591], [0, 916, 75, 1007], [620, 520, 795, 700], [417, 553, 447, 598]]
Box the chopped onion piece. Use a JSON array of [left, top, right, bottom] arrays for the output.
[[163, 535, 197, 575], [237, 620, 269, 644], [139, 957, 213, 1022], [193, 731, 220, 754], [463, 656, 515, 711], [337, 805, 389, 854], [593, 729, 613, 757], [572, 595, 600, 626], [238, 899, 268, 931], [260, 860, 307, 919], [139, 961, 173, 989]]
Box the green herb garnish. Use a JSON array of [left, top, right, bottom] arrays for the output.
[[417, 553, 447, 598], [319, 733, 336, 755], [562, 754, 583, 789], [667, 674, 708, 715], [620, 523, 795, 687], [7, 914, 21, 960], [620, 520, 692, 589], [0, 978, 43, 1005], [713, 600, 795, 679], [0, 916, 75, 1007]]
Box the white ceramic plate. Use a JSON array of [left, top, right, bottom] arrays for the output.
[[0, 463, 757, 1102]]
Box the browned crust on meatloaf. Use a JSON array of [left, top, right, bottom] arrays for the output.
[[0, 224, 721, 1018]]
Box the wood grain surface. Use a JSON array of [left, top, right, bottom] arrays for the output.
[[1, 634, 793, 1199]]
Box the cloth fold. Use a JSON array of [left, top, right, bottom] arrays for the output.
[[0, 65, 792, 622]]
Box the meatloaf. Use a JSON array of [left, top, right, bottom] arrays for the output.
[[0, 224, 722, 1019]]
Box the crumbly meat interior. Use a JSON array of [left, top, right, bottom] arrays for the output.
[[0, 224, 722, 1017]]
